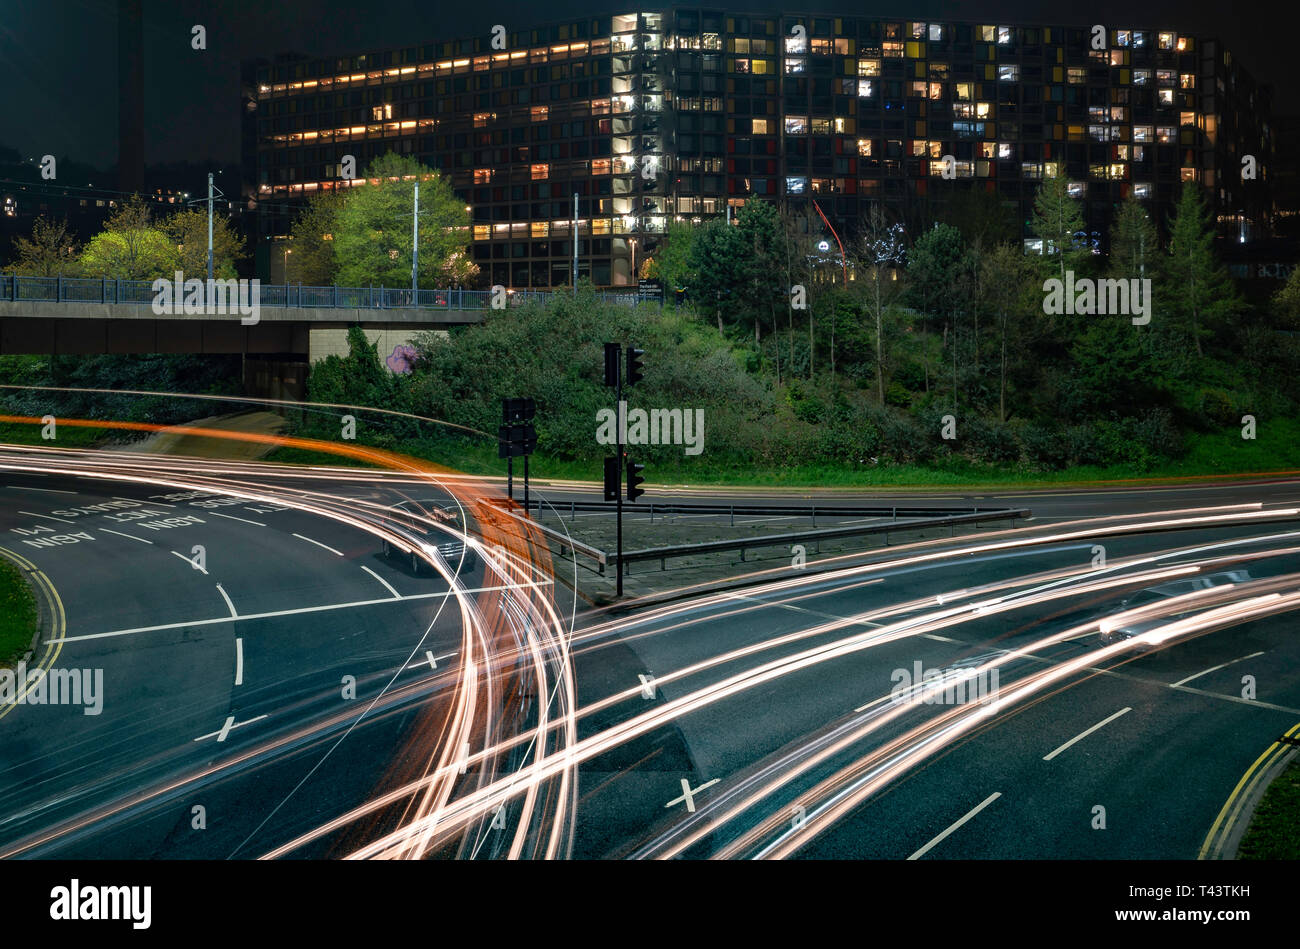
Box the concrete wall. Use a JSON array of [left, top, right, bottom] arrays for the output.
[[308, 324, 450, 370]]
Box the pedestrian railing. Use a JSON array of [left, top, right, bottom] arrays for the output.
[[0, 274, 647, 310]]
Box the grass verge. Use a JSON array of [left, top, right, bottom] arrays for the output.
[[0, 555, 37, 668], [1237, 759, 1300, 860]]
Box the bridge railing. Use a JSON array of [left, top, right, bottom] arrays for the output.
[[0, 274, 650, 310]]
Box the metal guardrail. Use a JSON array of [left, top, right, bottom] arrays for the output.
[[488, 497, 1028, 575], [0, 274, 647, 311], [520, 497, 1021, 528], [483, 501, 609, 574], [619, 508, 1031, 572]]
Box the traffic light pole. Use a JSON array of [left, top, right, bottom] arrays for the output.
[[507, 456, 513, 501], [524, 454, 530, 511], [615, 369, 623, 597]]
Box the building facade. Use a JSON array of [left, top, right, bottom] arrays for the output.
[[242, 9, 1273, 288]]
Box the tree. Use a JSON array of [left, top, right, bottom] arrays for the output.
[[1109, 194, 1158, 281], [853, 204, 906, 403], [333, 153, 473, 289], [980, 242, 1039, 422], [288, 190, 345, 285], [163, 208, 245, 280], [906, 223, 968, 410], [7, 217, 82, 277], [688, 215, 749, 333], [1030, 174, 1088, 283], [1162, 184, 1239, 357], [644, 220, 697, 296], [79, 196, 177, 279], [734, 198, 789, 379]]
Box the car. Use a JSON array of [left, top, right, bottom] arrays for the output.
[[1098, 570, 1252, 650], [380, 498, 478, 577]]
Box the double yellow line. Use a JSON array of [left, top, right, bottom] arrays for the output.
[[0, 545, 67, 723], [1199, 720, 1300, 859]]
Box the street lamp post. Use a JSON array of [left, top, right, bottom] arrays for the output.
[[284, 247, 292, 285]]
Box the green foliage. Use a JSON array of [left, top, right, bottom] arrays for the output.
[[333, 153, 474, 289], [289, 190, 345, 286], [646, 219, 697, 293], [7, 217, 82, 277], [1030, 174, 1089, 281]]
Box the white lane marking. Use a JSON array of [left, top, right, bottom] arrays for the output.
[[666, 778, 719, 813], [293, 533, 345, 557], [10, 486, 76, 494], [1172, 651, 1266, 688], [216, 583, 238, 618], [100, 528, 152, 544], [360, 565, 401, 598], [129, 496, 177, 507], [1043, 707, 1132, 762], [18, 510, 74, 524], [234, 637, 244, 686], [53, 581, 552, 644], [908, 792, 1002, 860], [406, 650, 456, 671], [195, 714, 267, 743], [171, 549, 208, 575], [458, 742, 471, 774], [208, 511, 266, 527]]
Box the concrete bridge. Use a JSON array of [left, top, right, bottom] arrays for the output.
[[0, 276, 510, 361]]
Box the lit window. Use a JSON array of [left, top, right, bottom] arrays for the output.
[[857, 138, 872, 156], [1156, 126, 1175, 143], [1133, 69, 1150, 85], [955, 82, 973, 101], [1133, 126, 1153, 142], [1158, 32, 1176, 50], [981, 26, 995, 42], [928, 24, 943, 42], [753, 118, 769, 134], [784, 32, 807, 54], [1133, 182, 1152, 198], [1158, 89, 1174, 106], [371, 104, 392, 120], [785, 176, 808, 194], [473, 225, 490, 241], [858, 59, 881, 77], [784, 57, 806, 74], [1067, 181, 1086, 197], [997, 26, 1012, 45], [784, 115, 808, 134], [1068, 67, 1086, 84], [1179, 74, 1195, 89], [531, 222, 549, 238], [473, 112, 496, 127], [858, 79, 875, 97], [532, 106, 549, 121], [531, 163, 549, 179], [1181, 167, 1197, 182], [1116, 30, 1131, 46], [998, 64, 1019, 81], [592, 158, 611, 175], [998, 142, 1013, 159], [473, 168, 493, 184]]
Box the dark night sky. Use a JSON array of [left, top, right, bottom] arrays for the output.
[[4, 0, 1300, 174]]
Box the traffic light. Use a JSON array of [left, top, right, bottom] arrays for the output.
[[604, 342, 621, 388], [502, 397, 535, 424], [603, 456, 620, 502], [498, 424, 536, 458], [626, 459, 646, 502], [626, 347, 645, 387]]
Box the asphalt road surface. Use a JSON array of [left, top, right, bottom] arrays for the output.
[[2, 444, 1299, 859]]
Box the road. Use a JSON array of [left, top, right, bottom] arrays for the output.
[[2, 443, 1299, 859]]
